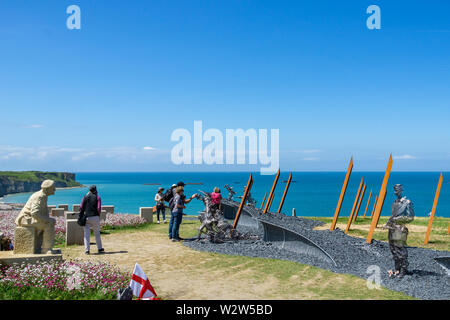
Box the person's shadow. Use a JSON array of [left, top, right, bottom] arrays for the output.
[[94, 250, 128, 255], [408, 269, 442, 277]]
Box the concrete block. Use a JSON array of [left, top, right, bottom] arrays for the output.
[[47, 205, 57, 215], [100, 210, 107, 221], [1, 250, 62, 266], [139, 207, 153, 223], [58, 204, 69, 211], [66, 219, 84, 246], [65, 211, 79, 220], [102, 205, 115, 214], [51, 208, 65, 217], [73, 204, 81, 212], [13, 227, 37, 254]]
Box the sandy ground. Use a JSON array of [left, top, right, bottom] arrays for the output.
[[63, 230, 285, 300]]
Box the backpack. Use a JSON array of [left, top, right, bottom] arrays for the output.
[[163, 188, 174, 202]]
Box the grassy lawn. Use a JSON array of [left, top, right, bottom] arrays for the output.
[[308, 216, 450, 251]]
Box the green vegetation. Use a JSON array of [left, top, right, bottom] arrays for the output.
[[0, 283, 116, 300], [0, 171, 81, 187]]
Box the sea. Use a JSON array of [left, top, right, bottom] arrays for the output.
[[1, 172, 449, 218]]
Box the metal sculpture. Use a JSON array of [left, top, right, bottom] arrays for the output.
[[330, 157, 353, 231], [383, 184, 415, 278], [345, 178, 363, 234], [233, 174, 253, 229], [263, 169, 280, 214], [224, 184, 236, 201], [363, 189, 372, 218], [424, 172, 443, 245], [353, 182, 367, 222], [370, 194, 378, 218], [260, 193, 267, 210], [277, 172, 292, 213], [367, 154, 393, 244]]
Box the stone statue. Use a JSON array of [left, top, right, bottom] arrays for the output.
[[224, 184, 236, 201], [384, 184, 415, 278], [15, 180, 56, 254]]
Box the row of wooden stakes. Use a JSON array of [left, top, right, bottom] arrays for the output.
[[330, 154, 448, 244]]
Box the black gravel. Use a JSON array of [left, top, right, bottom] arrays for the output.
[[184, 211, 450, 300]]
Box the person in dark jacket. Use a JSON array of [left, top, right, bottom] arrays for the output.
[[80, 185, 105, 255]]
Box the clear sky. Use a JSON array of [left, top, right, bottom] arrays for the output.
[[1, 0, 449, 172]]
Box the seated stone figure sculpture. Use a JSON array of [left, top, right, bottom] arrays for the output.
[[15, 179, 56, 254]]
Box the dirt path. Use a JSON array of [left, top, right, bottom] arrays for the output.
[[63, 230, 284, 300]]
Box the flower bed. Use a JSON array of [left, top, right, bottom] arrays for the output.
[[0, 210, 147, 248], [0, 260, 130, 300]]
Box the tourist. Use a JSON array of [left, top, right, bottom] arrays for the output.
[[155, 187, 166, 224], [210, 187, 222, 212], [80, 185, 105, 255], [168, 185, 196, 242]]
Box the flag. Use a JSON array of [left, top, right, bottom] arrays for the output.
[[129, 263, 158, 300]]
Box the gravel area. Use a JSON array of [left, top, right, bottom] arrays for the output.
[[184, 210, 450, 300]]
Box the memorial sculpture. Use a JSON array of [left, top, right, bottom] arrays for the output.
[[384, 184, 415, 278], [14, 180, 56, 254], [195, 191, 257, 243], [237, 186, 257, 207], [224, 184, 236, 200]]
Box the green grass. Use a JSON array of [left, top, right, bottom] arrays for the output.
[[0, 283, 116, 300]]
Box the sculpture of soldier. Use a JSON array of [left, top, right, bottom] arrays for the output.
[[15, 179, 56, 254], [384, 184, 415, 278], [224, 184, 236, 201], [237, 186, 257, 207]]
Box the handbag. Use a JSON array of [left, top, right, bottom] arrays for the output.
[[77, 212, 87, 226]]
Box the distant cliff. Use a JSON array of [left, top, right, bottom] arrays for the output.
[[0, 171, 82, 197]]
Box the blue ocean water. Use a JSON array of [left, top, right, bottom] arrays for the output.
[[2, 172, 449, 218]]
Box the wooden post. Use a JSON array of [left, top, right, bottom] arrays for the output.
[[330, 157, 353, 231], [345, 178, 364, 234], [424, 172, 443, 245], [263, 169, 280, 214], [370, 194, 378, 218], [363, 189, 372, 218], [353, 182, 367, 222], [232, 174, 253, 229], [260, 193, 267, 210], [277, 172, 293, 213], [366, 154, 393, 244], [448, 223, 450, 235]]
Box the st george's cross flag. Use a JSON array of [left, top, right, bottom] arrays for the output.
[[129, 263, 158, 300]]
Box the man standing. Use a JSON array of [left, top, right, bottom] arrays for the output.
[[15, 180, 56, 254], [80, 185, 105, 255], [168, 183, 196, 242], [384, 184, 415, 278]]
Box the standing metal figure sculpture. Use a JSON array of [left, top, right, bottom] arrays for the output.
[[384, 184, 415, 278], [238, 186, 257, 207]]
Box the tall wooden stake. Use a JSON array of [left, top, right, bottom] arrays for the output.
[[370, 194, 378, 218], [363, 189, 373, 218], [330, 157, 353, 231], [424, 172, 443, 245], [263, 169, 280, 214], [345, 178, 364, 234], [277, 172, 293, 213], [366, 154, 393, 244], [353, 182, 367, 222], [260, 193, 267, 210], [232, 174, 253, 229]]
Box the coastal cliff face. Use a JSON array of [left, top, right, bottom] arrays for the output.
[[0, 172, 82, 197]]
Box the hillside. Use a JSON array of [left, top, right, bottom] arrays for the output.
[[0, 171, 82, 197]]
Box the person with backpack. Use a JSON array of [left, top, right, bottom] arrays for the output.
[[168, 184, 196, 241], [79, 185, 105, 255], [154, 187, 166, 224]]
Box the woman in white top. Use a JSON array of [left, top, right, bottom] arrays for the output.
[[155, 187, 166, 224]]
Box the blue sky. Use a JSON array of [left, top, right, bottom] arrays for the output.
[[1, 0, 449, 172]]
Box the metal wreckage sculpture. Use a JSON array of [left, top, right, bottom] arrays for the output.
[[194, 190, 258, 243]]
